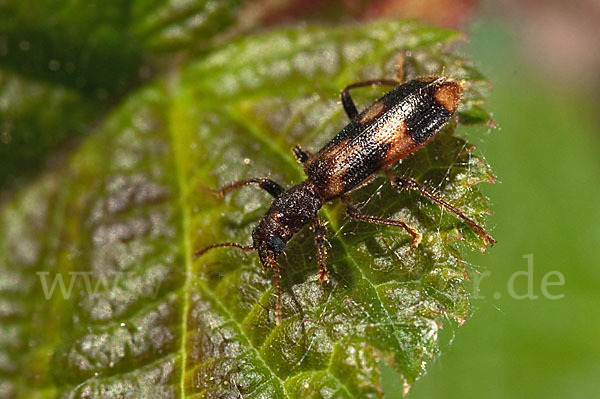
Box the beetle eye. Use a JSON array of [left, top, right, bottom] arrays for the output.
[[266, 235, 286, 254]]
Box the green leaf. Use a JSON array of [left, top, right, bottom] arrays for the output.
[[0, 71, 96, 189], [0, 21, 494, 398], [0, 0, 243, 189]]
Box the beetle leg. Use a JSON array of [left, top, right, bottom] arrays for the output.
[[292, 145, 312, 165], [340, 79, 398, 120], [265, 256, 284, 325], [393, 50, 417, 84], [274, 265, 283, 325], [311, 218, 329, 282], [389, 174, 496, 246], [393, 50, 424, 83], [214, 178, 284, 198], [393, 52, 406, 83], [342, 196, 422, 247], [340, 52, 413, 119]]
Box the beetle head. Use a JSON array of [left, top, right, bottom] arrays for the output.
[[252, 216, 289, 268]]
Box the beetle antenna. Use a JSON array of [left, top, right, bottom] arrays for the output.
[[194, 242, 254, 258]]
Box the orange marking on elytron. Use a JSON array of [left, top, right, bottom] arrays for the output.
[[314, 138, 365, 198], [434, 81, 462, 113], [371, 114, 413, 167]]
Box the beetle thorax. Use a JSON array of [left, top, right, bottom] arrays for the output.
[[252, 181, 323, 265]]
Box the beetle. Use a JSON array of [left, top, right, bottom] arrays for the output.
[[196, 69, 495, 325]]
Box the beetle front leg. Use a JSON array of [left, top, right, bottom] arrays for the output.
[[273, 264, 283, 325], [263, 256, 284, 325]]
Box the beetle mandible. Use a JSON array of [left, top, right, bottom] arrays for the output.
[[196, 62, 495, 325]]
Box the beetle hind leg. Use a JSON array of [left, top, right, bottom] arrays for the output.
[[339, 51, 416, 120], [340, 79, 398, 120], [389, 174, 496, 246], [393, 50, 419, 84], [342, 196, 422, 247]]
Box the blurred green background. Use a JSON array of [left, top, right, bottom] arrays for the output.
[[387, 16, 600, 399]]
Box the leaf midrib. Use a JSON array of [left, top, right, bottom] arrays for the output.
[[169, 87, 289, 397]]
